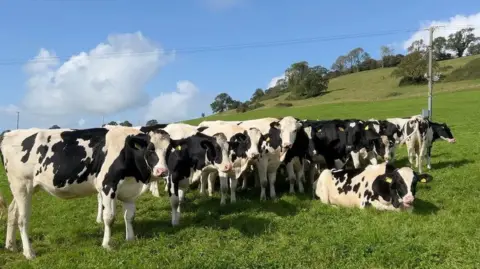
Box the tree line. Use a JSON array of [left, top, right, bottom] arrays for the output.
[[206, 27, 480, 115]]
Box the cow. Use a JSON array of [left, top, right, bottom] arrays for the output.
[[142, 123, 233, 225], [0, 126, 174, 259], [313, 162, 433, 211], [364, 119, 403, 162], [398, 116, 455, 173], [198, 124, 263, 204], [235, 116, 303, 200]]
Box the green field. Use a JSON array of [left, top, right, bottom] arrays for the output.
[[1, 89, 479, 268]]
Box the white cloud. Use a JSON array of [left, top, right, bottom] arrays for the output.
[[145, 80, 205, 123], [403, 12, 480, 52], [78, 118, 86, 127], [22, 31, 174, 117], [267, 74, 286, 89], [204, 0, 244, 10]]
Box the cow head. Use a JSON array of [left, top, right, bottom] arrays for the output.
[[431, 122, 455, 143], [228, 131, 251, 162], [373, 166, 433, 210], [127, 129, 171, 178], [270, 116, 303, 160], [208, 133, 233, 172]]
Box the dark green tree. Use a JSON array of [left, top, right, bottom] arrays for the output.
[[49, 125, 60, 129], [146, 119, 158, 126], [210, 93, 234, 113], [120, 120, 132, 127], [447, 28, 479, 57]]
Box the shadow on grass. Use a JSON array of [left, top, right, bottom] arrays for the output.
[[412, 199, 440, 215], [431, 159, 474, 170]]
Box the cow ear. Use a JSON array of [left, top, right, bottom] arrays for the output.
[[126, 134, 149, 151], [170, 139, 186, 152], [200, 140, 216, 161], [231, 133, 247, 142], [416, 173, 433, 183], [270, 121, 280, 129]]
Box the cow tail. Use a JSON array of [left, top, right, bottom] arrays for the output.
[[0, 130, 9, 217]]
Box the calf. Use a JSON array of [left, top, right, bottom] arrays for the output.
[[199, 124, 263, 204], [237, 116, 303, 200], [313, 162, 432, 211], [0, 126, 172, 259]]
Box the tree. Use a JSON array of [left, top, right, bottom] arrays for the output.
[[347, 47, 368, 72], [146, 119, 158, 126], [331, 55, 347, 72], [391, 51, 439, 86], [107, 121, 118, 126], [201, 113, 205, 117], [119, 120, 132, 127], [380, 45, 394, 68], [468, 42, 480, 56], [408, 39, 427, 53], [49, 125, 60, 129], [359, 58, 380, 71], [285, 61, 310, 86], [383, 54, 404, 68], [289, 64, 329, 99], [210, 93, 234, 113], [447, 28, 479, 57], [432, 36, 452, 61], [251, 88, 265, 102]]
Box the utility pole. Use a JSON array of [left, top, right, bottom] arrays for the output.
[[16, 111, 20, 129], [102, 115, 105, 126], [427, 26, 435, 121]]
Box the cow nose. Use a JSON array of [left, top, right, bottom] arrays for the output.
[[403, 195, 414, 205], [155, 167, 168, 177], [224, 163, 233, 171]]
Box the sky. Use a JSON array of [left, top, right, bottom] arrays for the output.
[[0, 0, 479, 130]]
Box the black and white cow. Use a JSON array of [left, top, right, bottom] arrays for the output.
[[236, 116, 303, 200], [197, 124, 263, 204], [313, 162, 433, 211], [144, 123, 234, 226], [0, 126, 173, 259], [394, 115, 456, 173]]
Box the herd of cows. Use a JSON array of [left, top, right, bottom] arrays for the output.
[[0, 114, 456, 259]]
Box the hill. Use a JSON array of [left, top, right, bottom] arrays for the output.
[[187, 54, 480, 124]]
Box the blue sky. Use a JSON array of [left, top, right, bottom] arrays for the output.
[[0, 0, 479, 130]]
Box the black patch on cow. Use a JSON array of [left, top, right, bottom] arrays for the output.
[[197, 126, 209, 132], [47, 135, 52, 143], [21, 133, 38, 163], [284, 127, 310, 164], [139, 124, 169, 133], [40, 128, 109, 188], [266, 123, 282, 149], [37, 145, 49, 163], [352, 183, 360, 193], [229, 131, 251, 162], [371, 171, 407, 208]]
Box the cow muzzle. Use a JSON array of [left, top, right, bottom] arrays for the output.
[[221, 162, 233, 172], [447, 138, 456, 143], [402, 195, 414, 208], [153, 167, 168, 177]]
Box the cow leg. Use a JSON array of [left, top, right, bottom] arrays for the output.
[[5, 199, 19, 252], [256, 158, 268, 201], [427, 145, 432, 170], [368, 151, 378, 165], [229, 175, 238, 203], [149, 180, 160, 198], [285, 161, 296, 194], [219, 171, 229, 205], [296, 162, 305, 193], [199, 173, 207, 196], [268, 171, 278, 200], [241, 173, 248, 190], [123, 201, 136, 241], [10, 181, 35, 260], [207, 172, 217, 197], [170, 186, 185, 227], [96, 192, 103, 223], [101, 193, 116, 250]]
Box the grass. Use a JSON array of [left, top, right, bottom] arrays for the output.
[[1, 89, 480, 268]]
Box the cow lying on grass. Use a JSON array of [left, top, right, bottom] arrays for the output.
[[313, 162, 432, 211]]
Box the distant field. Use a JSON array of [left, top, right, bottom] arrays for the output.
[[1, 90, 480, 268], [193, 54, 480, 120]]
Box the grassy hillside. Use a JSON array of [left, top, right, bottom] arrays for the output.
[[1, 90, 480, 268], [192, 54, 480, 121]]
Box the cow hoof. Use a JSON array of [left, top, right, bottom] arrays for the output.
[[427, 165, 432, 170], [102, 244, 113, 251], [23, 251, 36, 260], [5, 243, 17, 252], [96, 217, 103, 224], [126, 235, 135, 241]]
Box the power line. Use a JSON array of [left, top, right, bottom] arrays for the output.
[[0, 28, 423, 66]]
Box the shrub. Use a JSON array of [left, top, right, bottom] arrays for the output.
[[275, 102, 293, 107]]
